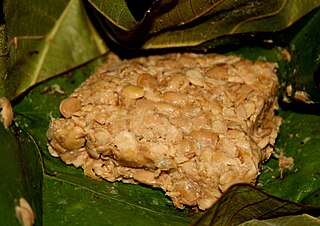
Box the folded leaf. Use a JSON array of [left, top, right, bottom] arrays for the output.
[[191, 184, 320, 226], [87, 0, 320, 48], [283, 8, 320, 104], [2, 0, 108, 100], [144, 1, 320, 48], [239, 214, 320, 226]]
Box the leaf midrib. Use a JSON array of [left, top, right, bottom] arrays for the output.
[[230, 0, 287, 34], [31, 0, 77, 86]]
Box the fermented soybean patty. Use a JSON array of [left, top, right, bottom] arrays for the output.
[[46, 53, 281, 210]]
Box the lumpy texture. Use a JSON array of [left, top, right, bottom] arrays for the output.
[[46, 53, 281, 210]]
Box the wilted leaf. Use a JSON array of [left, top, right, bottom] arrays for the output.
[[191, 184, 320, 226], [2, 0, 108, 100], [0, 123, 43, 226]]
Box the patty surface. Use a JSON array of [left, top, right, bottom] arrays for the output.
[[46, 52, 281, 210]]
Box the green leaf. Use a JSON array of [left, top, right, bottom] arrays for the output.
[[284, 8, 320, 104], [215, 44, 320, 209], [239, 214, 320, 226], [144, 1, 320, 48], [0, 24, 7, 96], [191, 184, 320, 226], [258, 107, 320, 205], [2, 0, 108, 100], [0, 122, 43, 225], [87, 0, 139, 31], [13, 58, 196, 226], [6, 1, 320, 224], [227, 45, 320, 206], [87, 0, 320, 48], [302, 189, 320, 207], [12, 47, 320, 225]]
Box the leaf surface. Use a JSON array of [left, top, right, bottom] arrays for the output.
[[239, 214, 320, 226], [0, 25, 6, 96], [87, 0, 320, 48], [191, 184, 320, 226], [144, 1, 320, 48], [2, 0, 108, 100], [87, 0, 138, 31], [12, 47, 320, 225], [6, 2, 320, 224], [285, 8, 320, 103], [0, 123, 43, 225], [258, 108, 320, 205], [13, 59, 195, 226]]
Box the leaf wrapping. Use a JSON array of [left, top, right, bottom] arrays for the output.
[[2, 0, 108, 100]]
